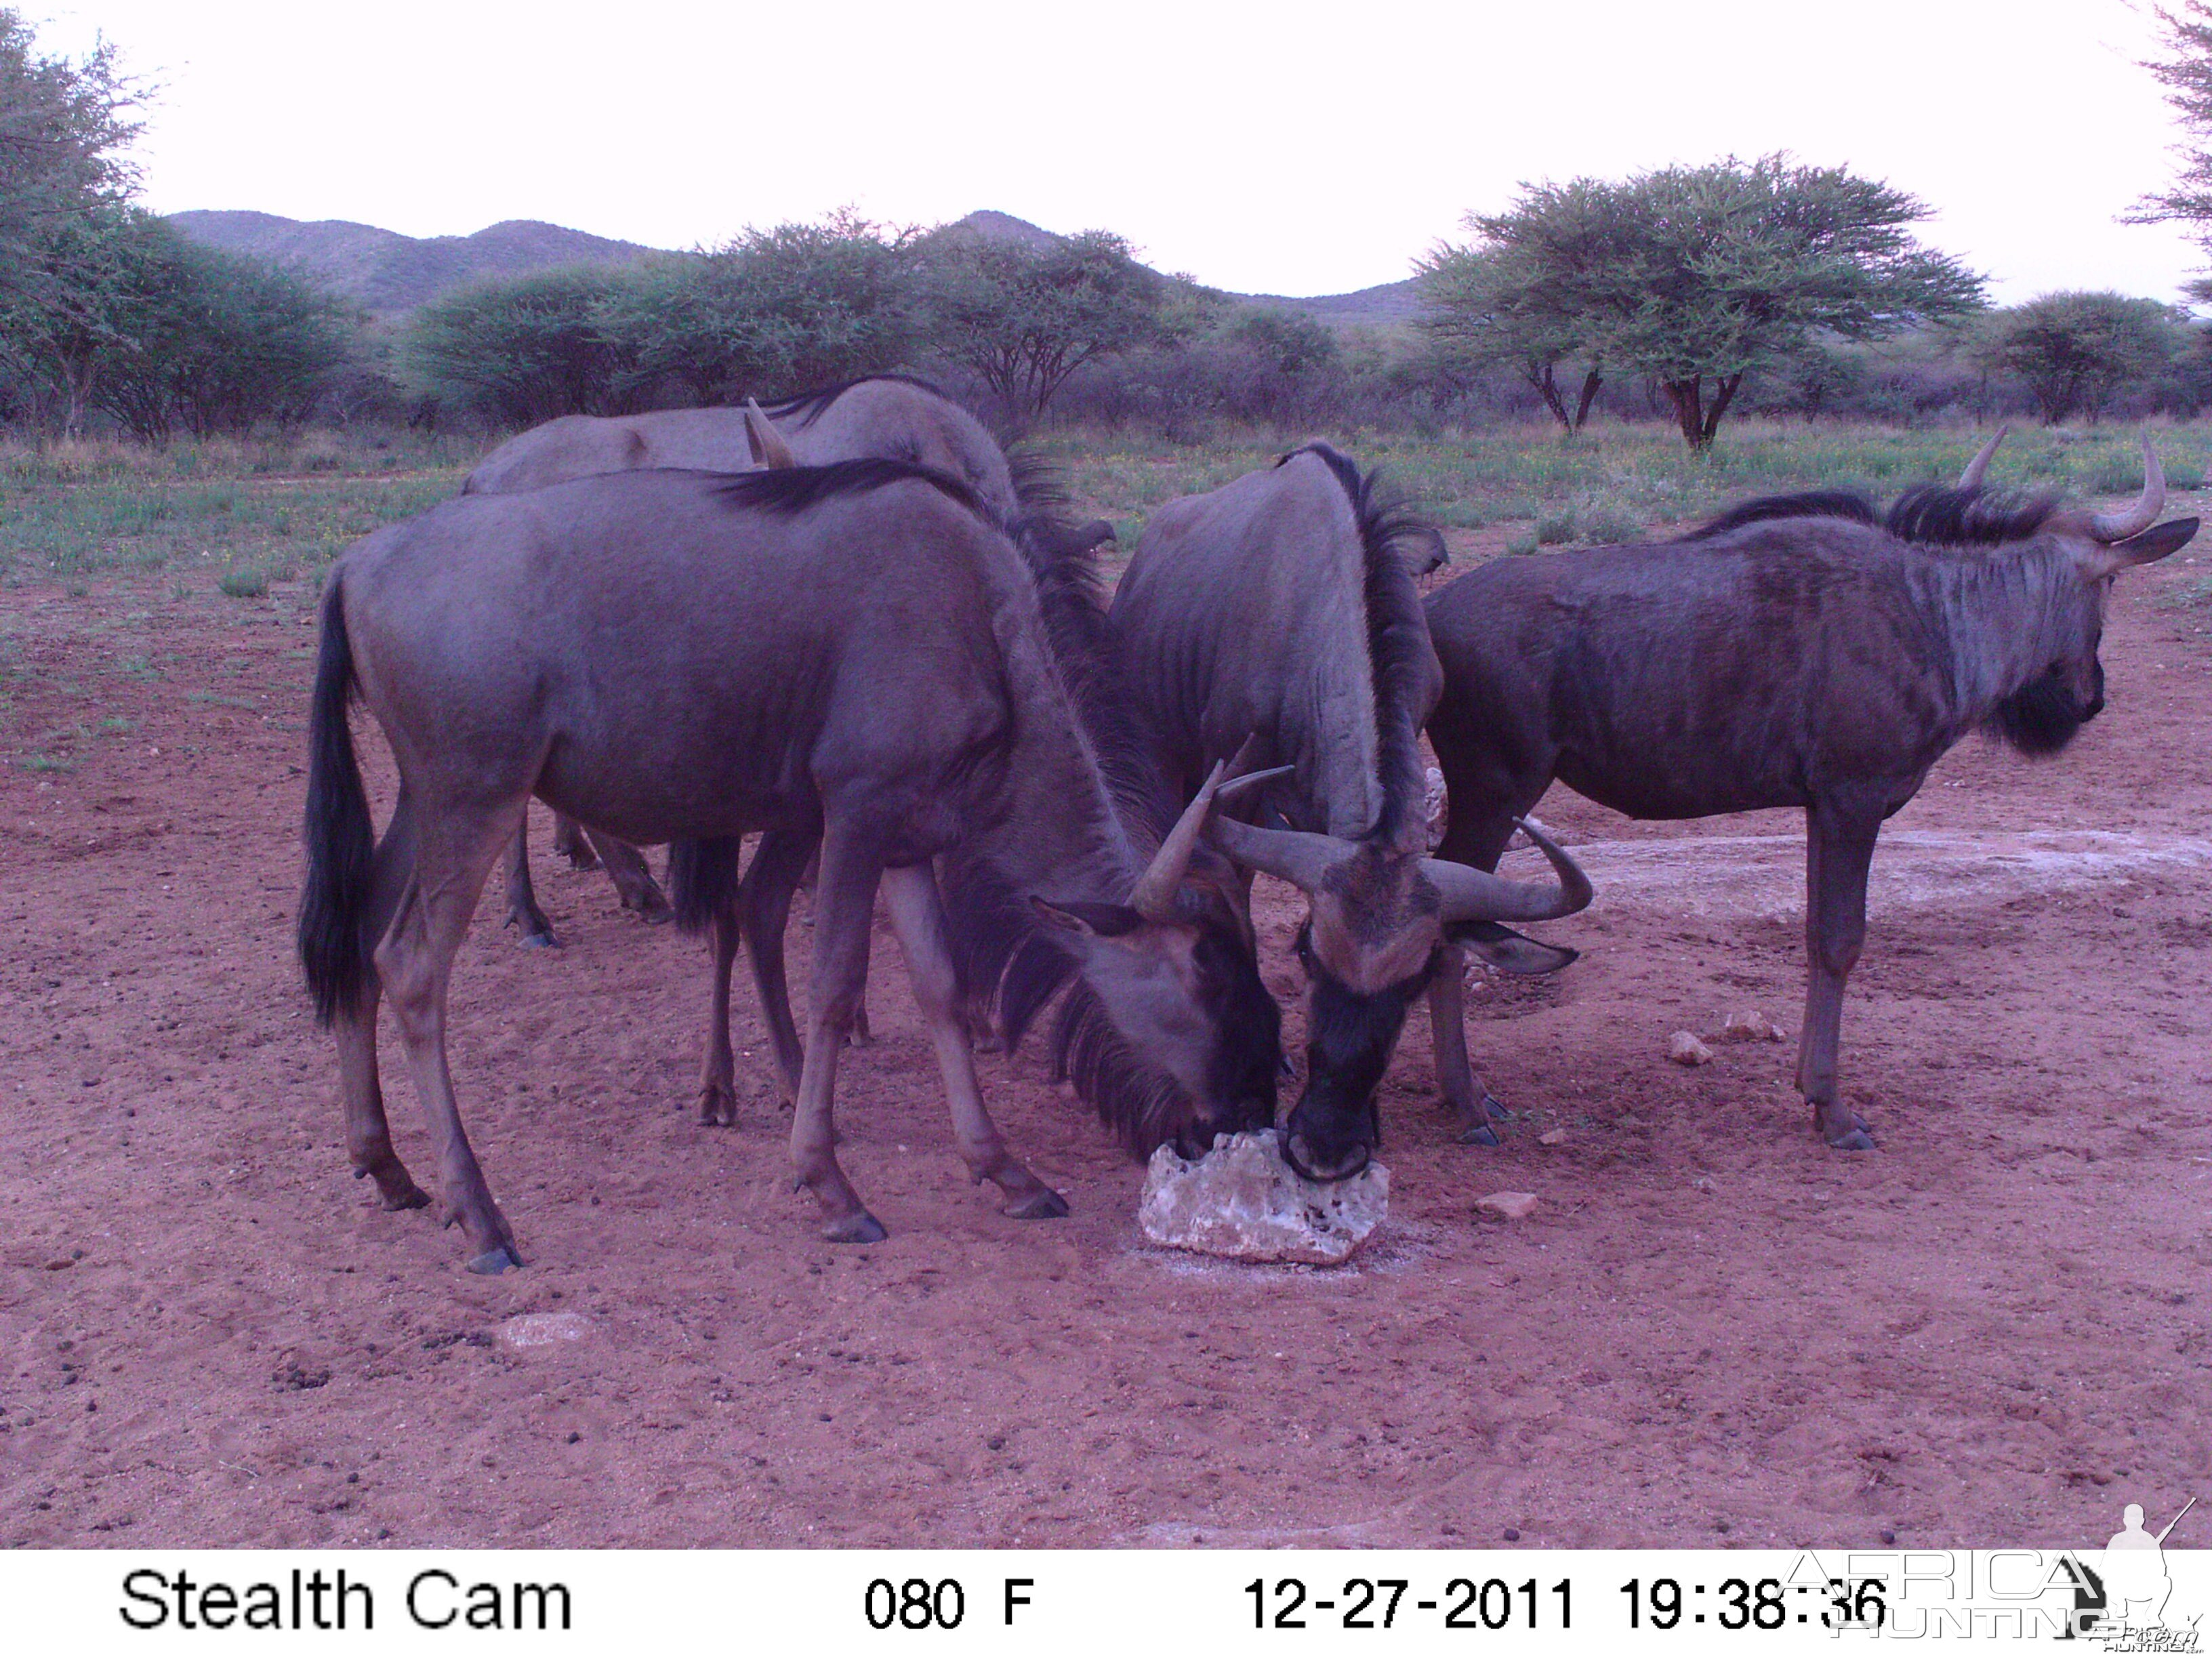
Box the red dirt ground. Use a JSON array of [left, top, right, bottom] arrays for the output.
[[3, 538, 2209, 1550]]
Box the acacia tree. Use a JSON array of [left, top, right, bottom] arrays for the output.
[[406, 268, 646, 426], [917, 228, 1168, 417], [1973, 292, 2186, 424], [1425, 157, 1985, 450], [1418, 178, 1618, 433], [595, 211, 918, 404], [2131, 2, 2212, 295]]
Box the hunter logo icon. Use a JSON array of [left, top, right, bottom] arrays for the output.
[[2066, 1496, 2200, 1647]]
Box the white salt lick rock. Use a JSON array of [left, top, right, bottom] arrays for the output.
[[1140, 1130, 1388, 1265]]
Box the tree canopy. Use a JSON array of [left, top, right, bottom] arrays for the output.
[[595, 212, 918, 405], [916, 228, 1170, 417], [2131, 1, 2212, 295], [1971, 292, 2187, 426], [1421, 155, 1986, 449]]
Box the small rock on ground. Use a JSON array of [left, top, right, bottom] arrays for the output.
[[499, 1311, 590, 1349], [1475, 1190, 1539, 1221], [1140, 1130, 1387, 1265], [1719, 1008, 1786, 1043], [1538, 1128, 1569, 1147], [1668, 1030, 1714, 1067]]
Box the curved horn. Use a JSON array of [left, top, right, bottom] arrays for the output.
[[1205, 815, 1349, 896], [743, 398, 796, 469], [2087, 439, 2165, 543], [1422, 815, 1592, 924], [1957, 426, 2007, 489], [1127, 758, 1250, 922]]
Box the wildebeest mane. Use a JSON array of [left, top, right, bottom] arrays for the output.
[[1281, 441, 1435, 848], [1884, 485, 2063, 548], [1677, 491, 1879, 540], [712, 456, 986, 520], [759, 373, 949, 429]]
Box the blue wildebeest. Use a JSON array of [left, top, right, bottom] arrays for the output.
[[1110, 443, 1591, 1181], [461, 377, 1113, 947], [1424, 436, 2194, 1150], [296, 459, 1278, 1269]]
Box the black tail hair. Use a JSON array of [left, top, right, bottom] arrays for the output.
[[298, 580, 376, 1025], [668, 836, 743, 935]]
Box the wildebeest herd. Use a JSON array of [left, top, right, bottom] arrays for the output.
[[295, 378, 2194, 1273]]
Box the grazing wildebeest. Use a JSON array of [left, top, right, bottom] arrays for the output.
[[297, 459, 1278, 1269], [1424, 436, 2194, 1151], [1110, 443, 1592, 1181], [462, 377, 1115, 947]]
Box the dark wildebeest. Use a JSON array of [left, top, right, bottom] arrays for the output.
[[297, 459, 1278, 1269], [1110, 443, 1592, 1181], [461, 376, 1115, 947], [1424, 435, 2194, 1151]]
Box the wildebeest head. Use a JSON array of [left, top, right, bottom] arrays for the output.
[[1210, 799, 1591, 1181], [1906, 436, 2196, 756], [1030, 761, 1285, 1155]]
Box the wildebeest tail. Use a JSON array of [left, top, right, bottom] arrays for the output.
[[298, 577, 375, 1025], [668, 837, 743, 935]]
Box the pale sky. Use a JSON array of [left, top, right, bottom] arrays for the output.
[[27, 0, 2211, 304]]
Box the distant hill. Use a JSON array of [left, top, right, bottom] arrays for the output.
[[165, 211, 662, 314], [164, 206, 1426, 328]]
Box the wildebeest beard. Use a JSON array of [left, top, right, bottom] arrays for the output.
[[1987, 669, 2091, 756]]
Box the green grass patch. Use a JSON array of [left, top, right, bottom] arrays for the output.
[[218, 567, 269, 598]]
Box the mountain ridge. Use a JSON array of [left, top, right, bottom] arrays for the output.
[[163, 207, 1425, 328]]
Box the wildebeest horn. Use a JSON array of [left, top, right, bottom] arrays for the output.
[[1421, 816, 1592, 924], [1127, 758, 1289, 922], [2087, 440, 2165, 543], [1205, 816, 1347, 895], [743, 398, 796, 469], [1957, 427, 2007, 489]]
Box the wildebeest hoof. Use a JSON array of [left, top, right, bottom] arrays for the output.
[[467, 1244, 524, 1275], [1004, 1186, 1071, 1220], [520, 930, 560, 949], [1815, 1103, 1875, 1149], [823, 1211, 888, 1244], [381, 1181, 432, 1211], [560, 847, 600, 872], [1456, 1120, 1502, 1148], [695, 1086, 736, 1127], [1479, 1090, 1510, 1122]]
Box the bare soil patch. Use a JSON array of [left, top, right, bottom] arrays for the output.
[[2, 560, 2208, 1549]]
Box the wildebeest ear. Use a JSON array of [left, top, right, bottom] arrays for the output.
[[1030, 897, 1147, 938], [2097, 516, 2198, 572], [1445, 919, 1579, 975]]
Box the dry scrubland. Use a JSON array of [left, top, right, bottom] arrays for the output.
[[3, 418, 2211, 1548]]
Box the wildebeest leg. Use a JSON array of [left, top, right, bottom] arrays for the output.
[[501, 827, 560, 949], [695, 888, 743, 1128], [741, 825, 816, 1107], [882, 863, 1068, 1220], [791, 821, 886, 1243], [337, 787, 432, 1212], [377, 803, 527, 1272], [582, 830, 672, 923], [1427, 799, 1527, 1143], [1425, 947, 1505, 1146], [798, 845, 872, 1046], [1798, 800, 1883, 1151], [550, 811, 598, 869]]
